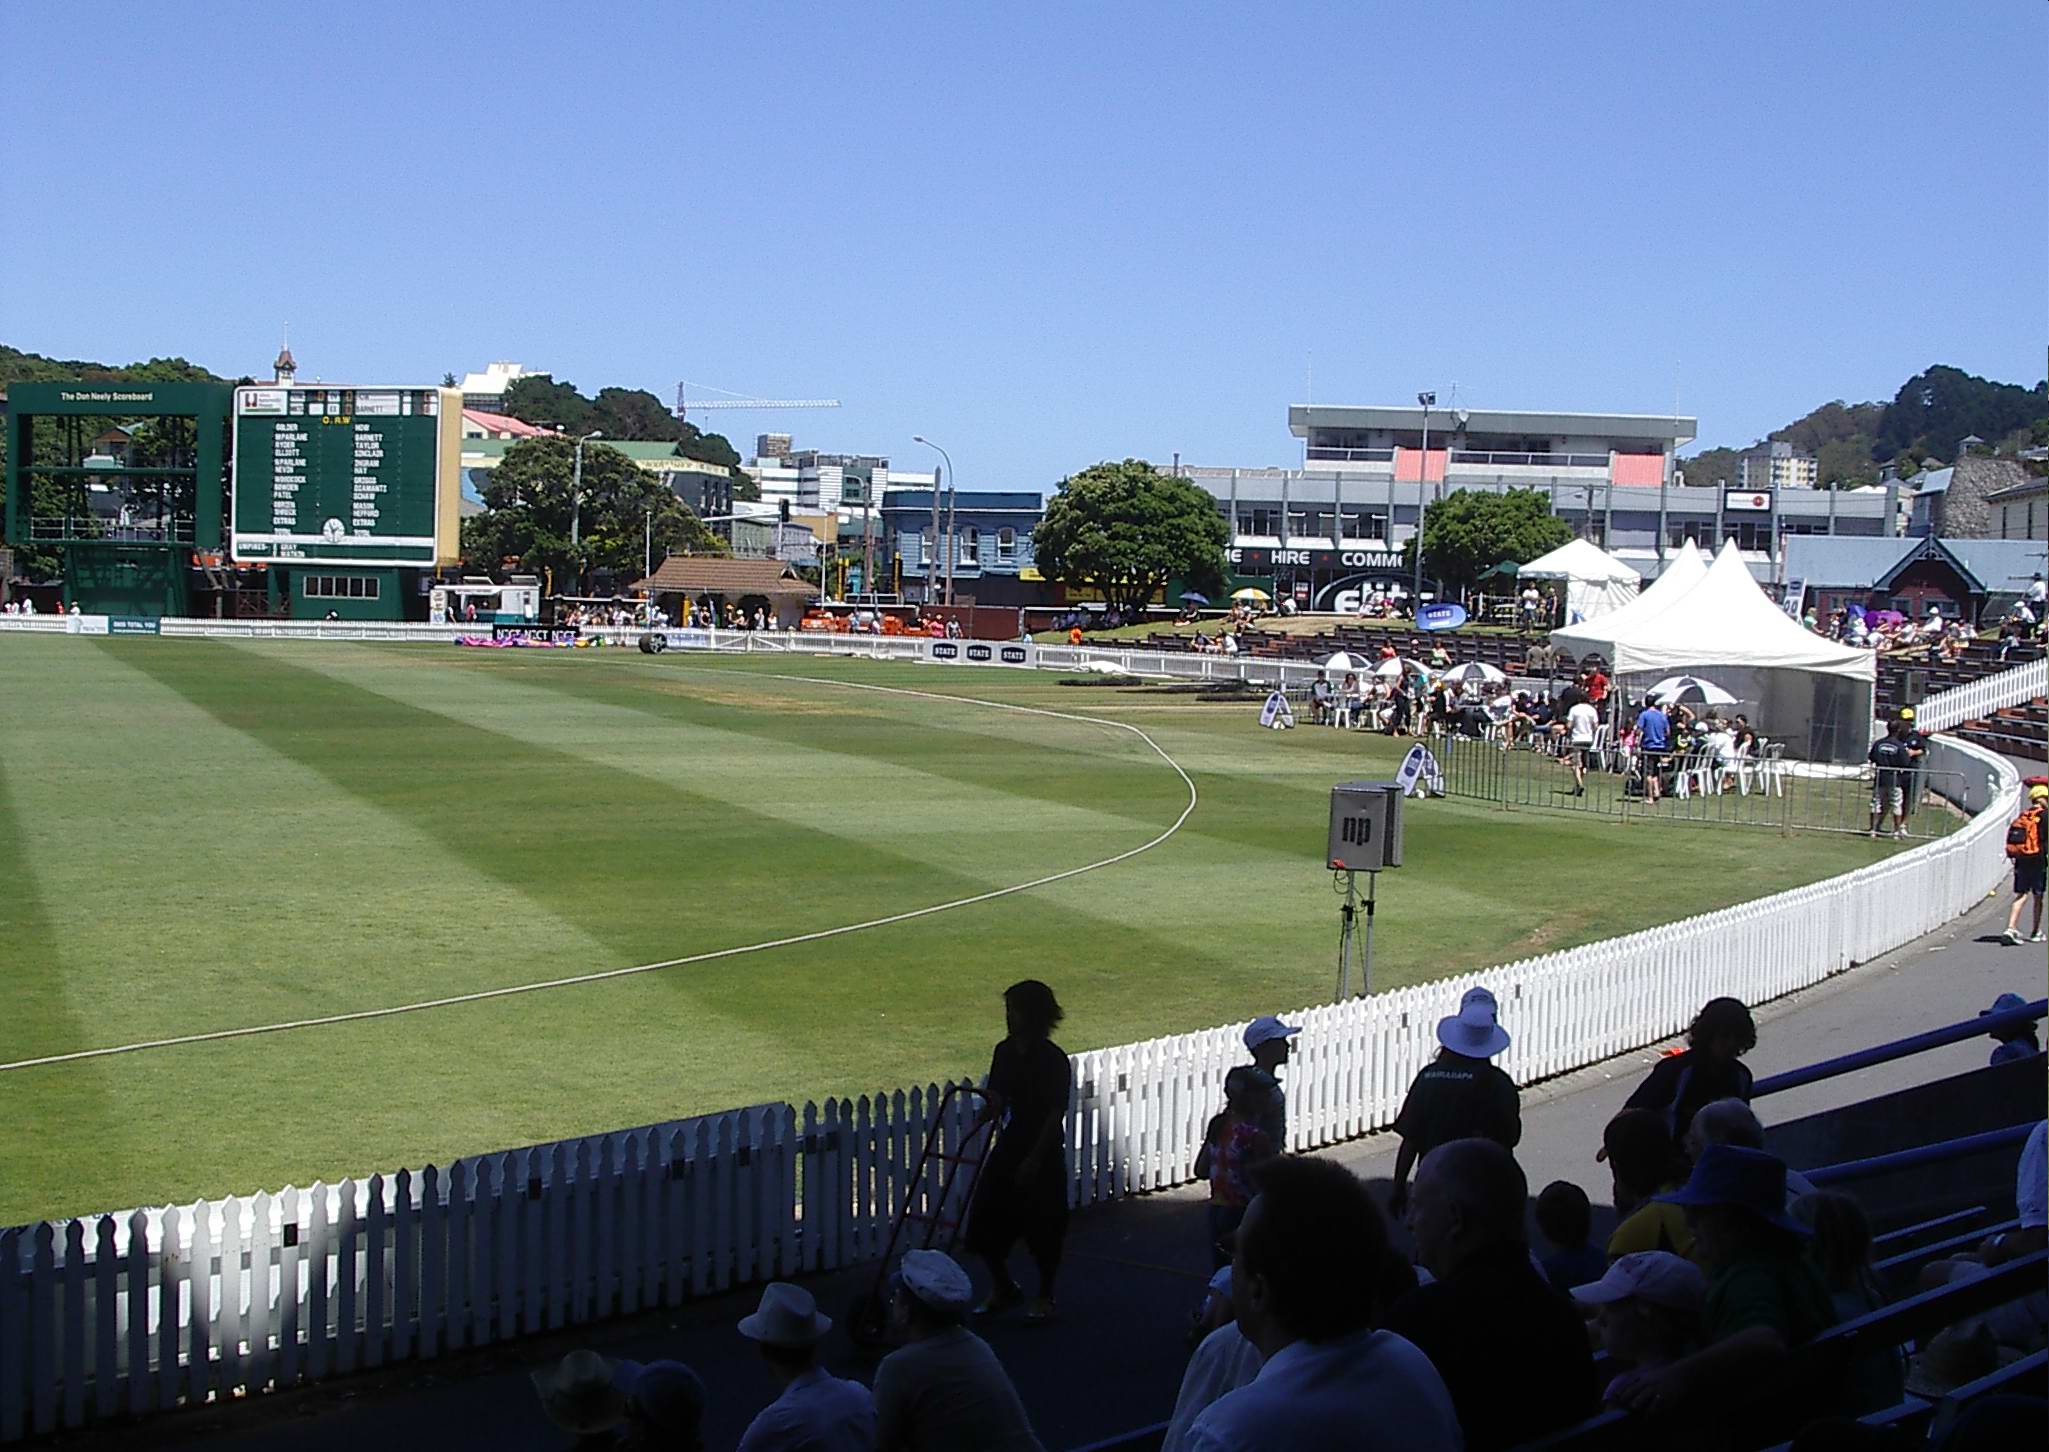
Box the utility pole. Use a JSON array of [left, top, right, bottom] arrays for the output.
[[912, 435, 955, 607], [570, 429, 602, 593], [860, 470, 875, 602], [1410, 392, 1435, 607]]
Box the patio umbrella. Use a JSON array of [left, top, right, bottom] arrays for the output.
[[1646, 674, 1738, 706], [1438, 661, 1506, 686], [1230, 587, 1271, 602], [1179, 591, 1211, 606], [1323, 651, 1362, 672], [1373, 656, 1421, 678]]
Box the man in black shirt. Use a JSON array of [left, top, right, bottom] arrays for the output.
[[1387, 988, 1520, 1217], [1868, 718, 1915, 839], [1387, 1139, 1598, 1451]]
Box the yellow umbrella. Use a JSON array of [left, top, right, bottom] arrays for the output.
[[1231, 587, 1271, 602]]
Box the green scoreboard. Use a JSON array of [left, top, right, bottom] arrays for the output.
[[231, 385, 462, 565]]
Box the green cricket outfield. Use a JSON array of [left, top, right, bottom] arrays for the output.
[[0, 637, 1902, 1224]]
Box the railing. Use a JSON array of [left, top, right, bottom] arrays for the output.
[[1805, 1123, 2038, 1188], [1752, 998, 2046, 1097], [0, 618, 2025, 1442], [1303, 447, 1395, 463], [1911, 656, 2048, 733], [25, 516, 194, 544], [1448, 451, 1613, 469], [1435, 730, 1967, 840]]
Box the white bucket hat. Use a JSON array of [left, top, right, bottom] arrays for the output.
[[737, 1282, 832, 1347], [1436, 988, 1510, 1058]]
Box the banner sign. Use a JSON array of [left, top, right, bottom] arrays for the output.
[[491, 623, 579, 644], [1723, 489, 1773, 513], [1780, 577, 1805, 617], [1313, 571, 1413, 613], [1259, 690, 1296, 729], [109, 616, 161, 635], [1394, 743, 1444, 797], [1416, 603, 1468, 632], [1230, 546, 1405, 572]]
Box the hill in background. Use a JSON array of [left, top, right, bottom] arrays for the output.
[[1684, 363, 2048, 489]]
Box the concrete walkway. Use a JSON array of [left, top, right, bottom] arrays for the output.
[[64, 895, 2045, 1452]]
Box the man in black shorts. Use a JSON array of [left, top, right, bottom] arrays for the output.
[[1868, 718, 1914, 839]]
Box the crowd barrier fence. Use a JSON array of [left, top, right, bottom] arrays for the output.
[[0, 619, 2028, 1442]]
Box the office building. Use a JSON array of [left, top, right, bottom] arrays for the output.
[[1739, 441, 1819, 492]]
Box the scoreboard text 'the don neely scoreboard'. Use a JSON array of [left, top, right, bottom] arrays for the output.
[[231, 385, 463, 566]]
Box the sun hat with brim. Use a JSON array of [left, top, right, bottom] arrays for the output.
[[1655, 1144, 1809, 1235], [1570, 1251, 1707, 1313], [737, 1282, 832, 1346], [628, 1360, 706, 1436], [900, 1248, 974, 1312], [531, 1349, 640, 1436], [1437, 994, 1510, 1058]]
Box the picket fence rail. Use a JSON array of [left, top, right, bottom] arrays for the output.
[[1909, 656, 2048, 733], [0, 625, 2026, 1443]]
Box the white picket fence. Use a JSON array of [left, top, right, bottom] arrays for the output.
[[1910, 656, 2048, 732], [0, 629, 2026, 1442]]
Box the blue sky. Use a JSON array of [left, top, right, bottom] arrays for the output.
[[4, 2, 2042, 488]]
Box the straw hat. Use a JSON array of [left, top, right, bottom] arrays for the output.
[[737, 1282, 832, 1347]]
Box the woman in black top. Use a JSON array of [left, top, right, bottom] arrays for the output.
[[1625, 996, 1757, 1139], [965, 979, 1072, 1323]]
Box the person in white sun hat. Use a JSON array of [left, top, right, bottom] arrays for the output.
[[734, 1282, 874, 1452], [1239, 1015, 1300, 1149], [1386, 988, 1521, 1217]]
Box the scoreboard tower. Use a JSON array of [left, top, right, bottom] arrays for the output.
[[231, 385, 463, 620]]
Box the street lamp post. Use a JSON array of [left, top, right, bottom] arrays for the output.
[[1410, 392, 1435, 610], [912, 435, 956, 607], [569, 429, 603, 591]]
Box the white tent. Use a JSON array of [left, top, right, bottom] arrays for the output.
[[1578, 540, 1872, 682], [1549, 538, 1709, 663], [1550, 539, 1874, 762], [1518, 537, 1641, 624]]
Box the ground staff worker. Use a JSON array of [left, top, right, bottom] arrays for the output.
[[1386, 988, 1520, 1217]]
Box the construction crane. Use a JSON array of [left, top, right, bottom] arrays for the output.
[[674, 382, 840, 423]]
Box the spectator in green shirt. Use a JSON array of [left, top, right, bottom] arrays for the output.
[[1606, 1146, 1837, 1422]]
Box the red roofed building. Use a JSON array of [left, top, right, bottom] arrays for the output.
[[461, 408, 554, 440]]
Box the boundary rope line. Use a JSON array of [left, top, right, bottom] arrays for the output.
[[1, 663, 1198, 1072]]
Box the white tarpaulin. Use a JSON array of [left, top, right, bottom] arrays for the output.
[[1549, 539, 1708, 663], [1518, 537, 1641, 624], [1558, 539, 1874, 682]]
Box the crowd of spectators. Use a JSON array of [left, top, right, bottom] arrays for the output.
[[524, 982, 2043, 1452]]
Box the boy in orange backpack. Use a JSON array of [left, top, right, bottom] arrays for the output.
[[2001, 783, 2047, 945]]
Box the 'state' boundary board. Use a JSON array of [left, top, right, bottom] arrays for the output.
[[231, 385, 462, 566]]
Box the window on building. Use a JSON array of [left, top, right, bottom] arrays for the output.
[[303, 575, 380, 600], [1304, 510, 1337, 538], [961, 527, 979, 565], [1283, 510, 1308, 539], [1241, 507, 1278, 536], [918, 531, 930, 565], [996, 527, 1016, 560], [1341, 509, 1389, 541]]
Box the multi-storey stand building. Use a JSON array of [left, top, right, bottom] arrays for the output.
[[1181, 404, 1898, 609]]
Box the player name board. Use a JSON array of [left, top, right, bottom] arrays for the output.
[[232, 385, 461, 566]]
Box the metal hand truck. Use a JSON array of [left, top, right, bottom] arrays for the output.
[[845, 1082, 996, 1348]]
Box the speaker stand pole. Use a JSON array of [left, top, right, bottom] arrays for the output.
[[1334, 870, 1358, 1001], [1360, 869, 1378, 998]]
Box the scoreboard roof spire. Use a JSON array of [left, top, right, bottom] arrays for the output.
[[273, 323, 296, 384]]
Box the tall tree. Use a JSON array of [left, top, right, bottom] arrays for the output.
[[1407, 488, 1571, 598], [1875, 365, 2048, 460], [590, 386, 683, 442], [460, 436, 724, 589], [500, 374, 595, 434], [1032, 459, 1227, 614]]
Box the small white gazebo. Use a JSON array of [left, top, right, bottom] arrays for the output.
[[1518, 538, 1642, 625]]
